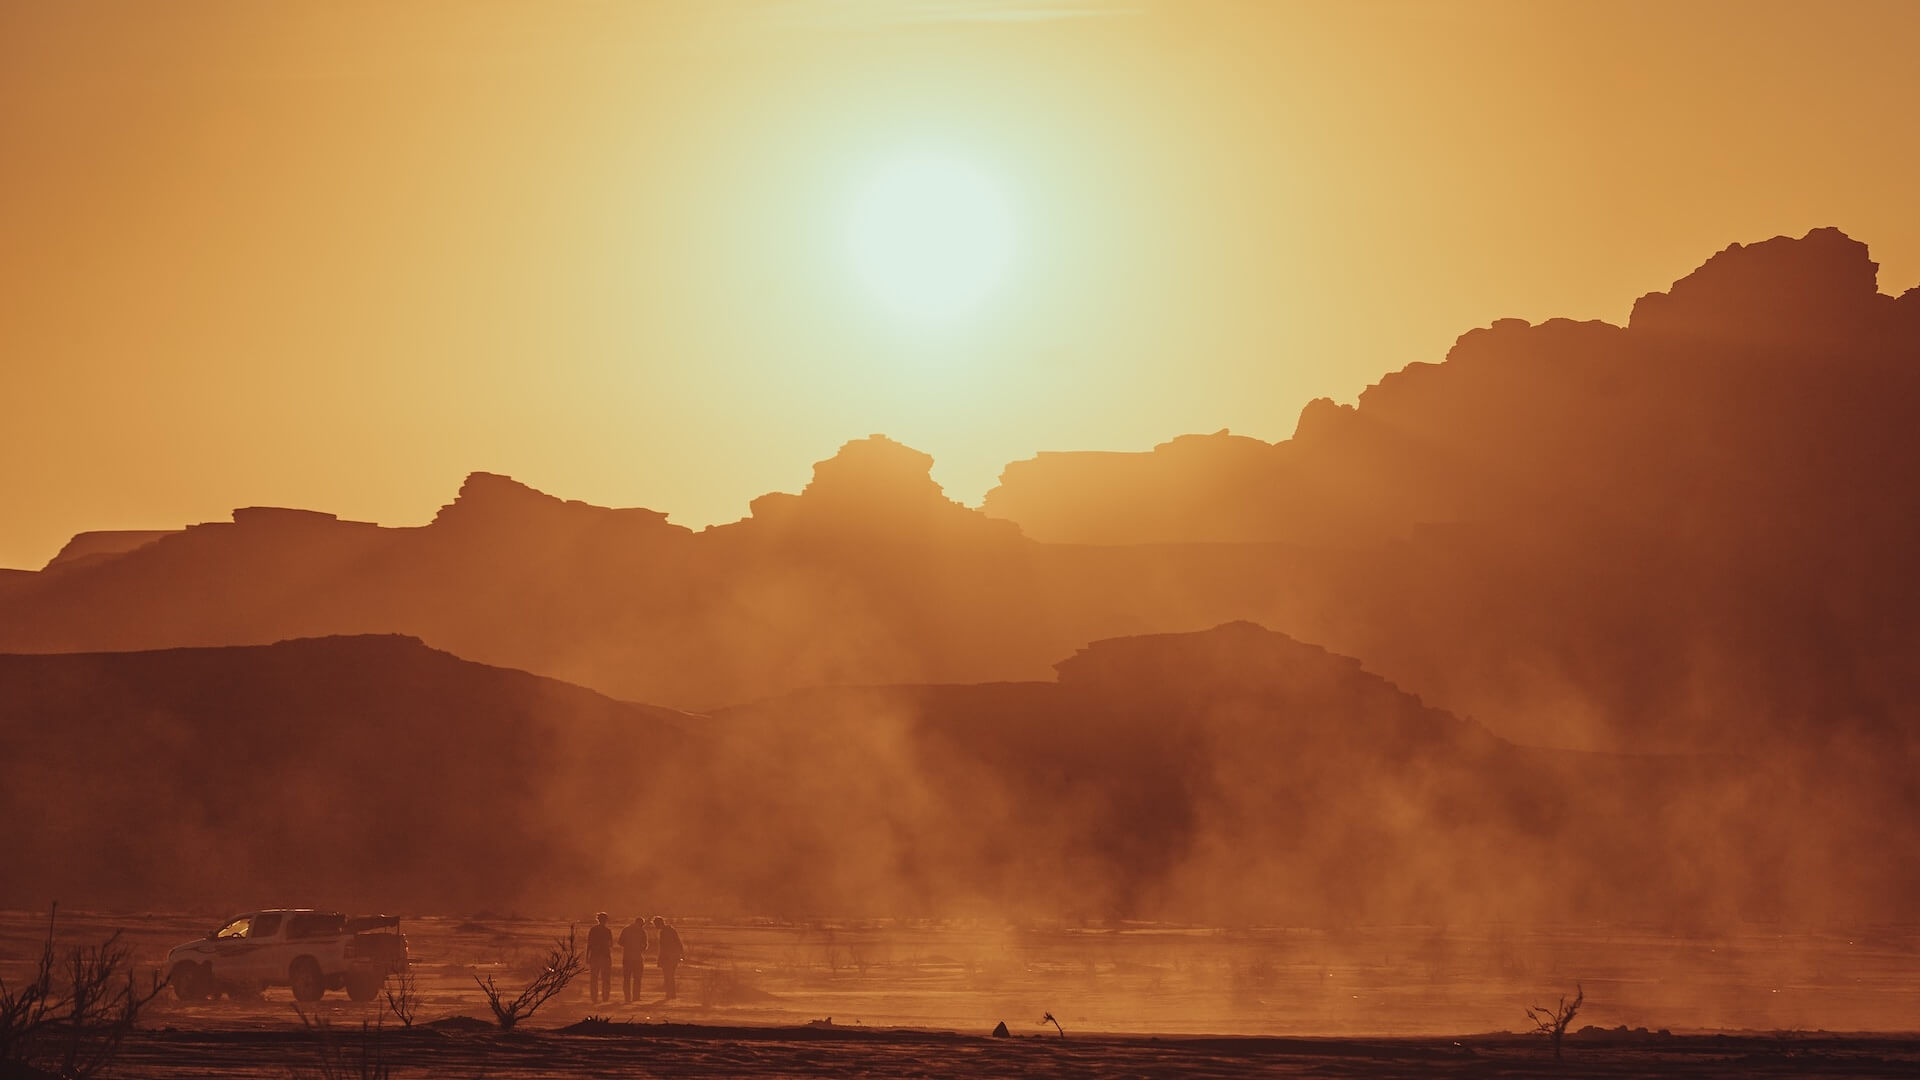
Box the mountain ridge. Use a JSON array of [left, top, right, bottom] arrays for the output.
[[5, 229, 1917, 759], [13, 624, 1896, 924]]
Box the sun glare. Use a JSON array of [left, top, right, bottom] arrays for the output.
[[843, 149, 1017, 329]]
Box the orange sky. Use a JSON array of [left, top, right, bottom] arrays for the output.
[[5, 0, 1919, 570]]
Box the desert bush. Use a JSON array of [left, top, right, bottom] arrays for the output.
[[472, 926, 582, 1031], [0, 903, 169, 1078], [381, 969, 419, 1028], [0, 916, 55, 1064], [1525, 983, 1584, 1060]]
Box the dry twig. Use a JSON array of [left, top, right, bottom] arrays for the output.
[[382, 969, 419, 1028], [0, 903, 170, 1078], [1525, 984, 1584, 1060], [472, 926, 584, 1031]]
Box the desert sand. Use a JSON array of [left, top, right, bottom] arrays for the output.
[[5, 909, 1916, 1077]]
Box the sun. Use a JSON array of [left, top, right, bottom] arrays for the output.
[[842, 148, 1018, 329]]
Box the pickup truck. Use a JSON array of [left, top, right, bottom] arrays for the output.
[[166, 909, 409, 1003]]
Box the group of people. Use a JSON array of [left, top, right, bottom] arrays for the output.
[[585, 913, 684, 1004]]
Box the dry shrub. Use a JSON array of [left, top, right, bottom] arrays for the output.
[[472, 926, 583, 1031], [382, 969, 419, 1028], [1526, 984, 1584, 1060], [0, 903, 169, 1078]]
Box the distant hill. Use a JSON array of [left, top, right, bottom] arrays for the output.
[[706, 621, 1914, 925], [4, 231, 1918, 758], [0, 435, 1344, 728], [0, 635, 702, 914], [985, 228, 1920, 548], [42, 529, 181, 573], [982, 228, 1920, 750], [6, 627, 1909, 923]]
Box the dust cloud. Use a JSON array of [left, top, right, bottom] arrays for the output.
[[3, 229, 1918, 1034]]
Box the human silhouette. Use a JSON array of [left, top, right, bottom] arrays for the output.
[[618, 913, 648, 1002], [586, 912, 613, 1004], [652, 915, 684, 1000]]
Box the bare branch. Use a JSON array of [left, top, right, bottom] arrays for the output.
[[1524, 983, 1584, 1061], [1, 903, 169, 1078], [0, 909, 57, 1065], [382, 968, 419, 1028], [473, 926, 583, 1031]]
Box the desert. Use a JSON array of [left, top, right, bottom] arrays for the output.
[[5, 909, 1918, 1077], [6, 4, 1920, 1077]]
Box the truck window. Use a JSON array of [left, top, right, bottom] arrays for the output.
[[287, 912, 346, 939], [215, 916, 251, 940], [250, 912, 283, 938]]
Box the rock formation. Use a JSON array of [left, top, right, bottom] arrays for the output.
[[15, 625, 1899, 924], [4, 230, 1916, 758]]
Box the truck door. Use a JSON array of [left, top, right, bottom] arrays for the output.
[[208, 914, 261, 982], [241, 911, 284, 982]]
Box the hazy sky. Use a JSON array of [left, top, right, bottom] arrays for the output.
[[5, 0, 1919, 569]]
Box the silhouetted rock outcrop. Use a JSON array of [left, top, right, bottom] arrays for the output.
[[701, 621, 1908, 924], [1628, 227, 1889, 344], [980, 228, 1920, 753], [15, 625, 1899, 924], [986, 228, 1912, 552], [0, 438, 1040, 709], [43, 529, 179, 573], [4, 230, 1918, 762], [985, 429, 1309, 545], [735, 434, 1022, 543], [432, 471, 681, 536]]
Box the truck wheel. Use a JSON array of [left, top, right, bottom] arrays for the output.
[[289, 957, 325, 1002], [345, 971, 384, 1003], [170, 961, 208, 1002]]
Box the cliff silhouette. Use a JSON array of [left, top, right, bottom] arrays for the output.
[[3, 230, 1917, 763], [982, 228, 1920, 751], [0, 437, 1052, 709], [11, 626, 1900, 924], [988, 229, 1920, 548]]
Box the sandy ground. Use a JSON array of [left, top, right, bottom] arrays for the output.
[[3, 910, 1917, 1076], [94, 1026, 1920, 1079]]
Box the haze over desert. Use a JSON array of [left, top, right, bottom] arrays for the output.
[[4, 2, 1920, 1078]]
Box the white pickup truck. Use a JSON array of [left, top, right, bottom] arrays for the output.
[[166, 909, 409, 1003]]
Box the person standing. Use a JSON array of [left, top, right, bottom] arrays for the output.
[[586, 912, 614, 1004], [618, 913, 649, 1002], [652, 915, 684, 1000]]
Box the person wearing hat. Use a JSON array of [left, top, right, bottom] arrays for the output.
[[586, 912, 614, 1004]]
